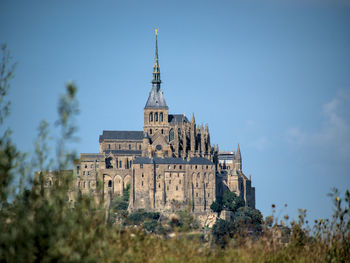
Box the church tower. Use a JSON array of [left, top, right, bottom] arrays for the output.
[[144, 29, 169, 137]]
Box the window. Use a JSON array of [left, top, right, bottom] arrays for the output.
[[105, 157, 113, 169], [129, 144, 131, 150], [174, 165, 176, 169], [88, 171, 90, 176], [91, 164, 93, 168], [179, 180, 181, 184], [206, 165, 208, 169], [155, 112, 158, 122], [176, 186, 178, 191], [160, 112, 163, 122], [169, 129, 174, 141], [142, 173, 144, 178], [141, 181, 144, 186], [195, 165, 197, 169], [119, 144, 121, 150], [208, 193, 210, 197], [83, 171, 85, 176], [167, 186, 169, 190], [119, 160, 122, 168], [85, 164, 87, 168], [168, 165, 171, 169], [108, 180, 112, 187], [149, 112, 153, 122], [150, 129, 152, 135], [140, 164, 143, 168], [196, 193, 198, 197], [161, 129, 163, 134], [159, 183, 161, 188], [139, 144, 141, 150], [196, 182, 198, 187], [108, 144, 110, 149], [179, 165, 182, 169], [84, 181, 86, 188]]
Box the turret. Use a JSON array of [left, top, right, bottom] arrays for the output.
[[235, 144, 242, 171]]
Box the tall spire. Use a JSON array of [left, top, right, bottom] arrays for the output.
[[145, 29, 167, 109], [152, 28, 161, 84]]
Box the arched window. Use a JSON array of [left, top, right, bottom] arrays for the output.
[[108, 180, 112, 188], [169, 129, 174, 141], [149, 112, 153, 122], [160, 112, 163, 122], [150, 129, 152, 135], [155, 112, 158, 122]]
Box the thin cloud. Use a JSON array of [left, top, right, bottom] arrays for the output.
[[286, 90, 350, 158]]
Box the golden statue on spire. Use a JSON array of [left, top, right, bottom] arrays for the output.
[[155, 28, 158, 35]]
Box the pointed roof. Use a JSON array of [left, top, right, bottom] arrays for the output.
[[145, 29, 168, 109], [236, 144, 241, 159]]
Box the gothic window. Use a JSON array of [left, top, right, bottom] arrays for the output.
[[160, 112, 163, 122], [105, 157, 113, 169], [150, 129, 152, 135], [149, 112, 153, 122], [176, 186, 178, 191], [179, 165, 182, 169], [139, 144, 141, 150], [108, 180, 112, 188], [169, 129, 174, 141], [129, 144, 131, 150], [88, 171, 90, 176], [142, 173, 144, 178], [155, 112, 158, 122], [174, 165, 176, 169], [83, 171, 85, 176], [161, 129, 163, 134], [85, 164, 87, 168], [119, 160, 122, 168], [196, 182, 198, 188]]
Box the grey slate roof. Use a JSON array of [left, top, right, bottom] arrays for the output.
[[80, 153, 104, 159], [188, 157, 214, 165], [144, 85, 168, 109], [99, 130, 143, 142], [168, 114, 189, 124], [133, 156, 214, 165], [104, 150, 142, 155]]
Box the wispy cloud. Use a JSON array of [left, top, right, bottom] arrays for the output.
[[286, 90, 350, 158]]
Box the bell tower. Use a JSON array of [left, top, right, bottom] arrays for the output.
[[144, 29, 169, 137]]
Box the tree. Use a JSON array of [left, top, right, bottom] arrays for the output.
[[210, 190, 244, 214]]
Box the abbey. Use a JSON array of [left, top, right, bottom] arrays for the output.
[[73, 32, 255, 221]]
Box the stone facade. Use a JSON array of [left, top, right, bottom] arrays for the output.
[[53, 32, 255, 223]]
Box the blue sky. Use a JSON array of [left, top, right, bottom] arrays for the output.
[[1, 0, 350, 223]]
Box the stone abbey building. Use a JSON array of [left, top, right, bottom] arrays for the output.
[[71, 32, 255, 221]]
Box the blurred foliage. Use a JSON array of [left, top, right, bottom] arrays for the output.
[[0, 46, 349, 262]]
